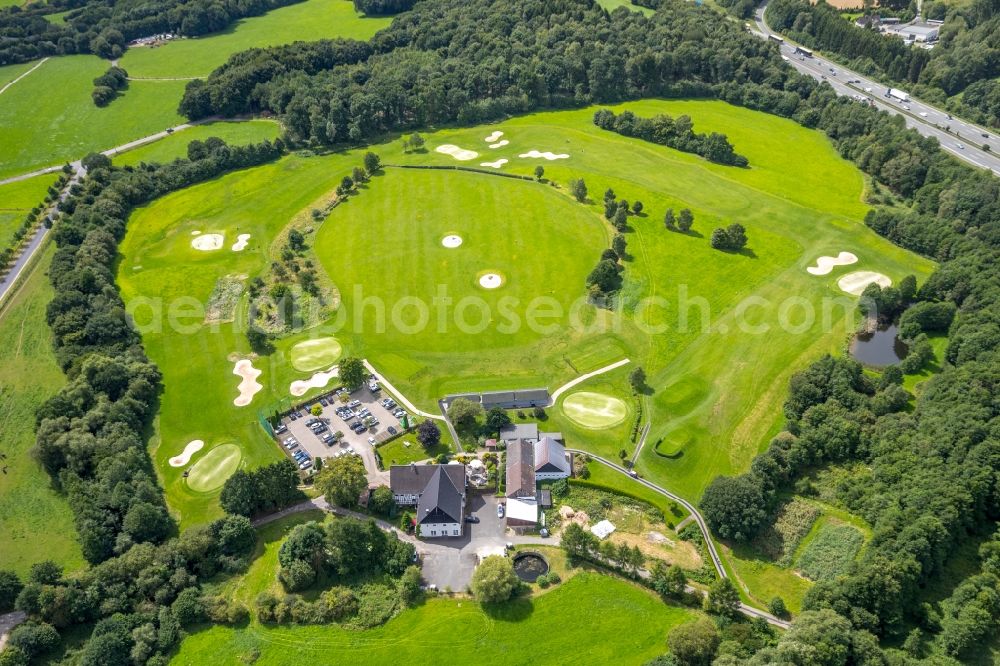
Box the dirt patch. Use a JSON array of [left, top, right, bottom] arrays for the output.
[[204, 275, 245, 324]]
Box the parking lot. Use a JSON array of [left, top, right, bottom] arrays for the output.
[[274, 383, 408, 483], [417, 493, 507, 590]]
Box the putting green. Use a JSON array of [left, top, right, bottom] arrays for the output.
[[290, 337, 343, 372], [562, 392, 629, 429], [186, 443, 242, 493]]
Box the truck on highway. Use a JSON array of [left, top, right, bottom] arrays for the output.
[[794, 46, 813, 57], [768, 34, 784, 43], [888, 88, 910, 102]]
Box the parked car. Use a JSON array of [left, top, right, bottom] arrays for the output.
[[274, 424, 287, 435], [299, 460, 313, 470], [387, 426, 398, 435], [393, 409, 406, 419], [319, 397, 329, 406], [497, 504, 504, 519], [368, 436, 376, 446], [465, 515, 480, 523], [348, 400, 361, 408]]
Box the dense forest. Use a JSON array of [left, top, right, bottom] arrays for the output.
[[0, 0, 304, 64], [3, 0, 1000, 661], [766, 0, 1000, 126]]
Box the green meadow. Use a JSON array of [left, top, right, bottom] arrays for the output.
[[0, 54, 186, 180], [0, 172, 58, 249], [111, 120, 283, 166], [172, 512, 695, 665], [119, 0, 391, 79], [0, 247, 85, 576], [116, 101, 934, 544]]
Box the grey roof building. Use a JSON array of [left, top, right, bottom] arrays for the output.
[[500, 422, 539, 443], [506, 439, 536, 499], [417, 466, 465, 526], [390, 463, 466, 504], [534, 437, 571, 477]]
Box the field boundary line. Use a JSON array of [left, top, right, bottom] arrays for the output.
[[0, 57, 48, 96]]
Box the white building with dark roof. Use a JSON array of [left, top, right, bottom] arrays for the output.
[[390, 463, 466, 538]]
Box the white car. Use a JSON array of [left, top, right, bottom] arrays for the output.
[[368, 436, 376, 446], [919, 112, 928, 117]]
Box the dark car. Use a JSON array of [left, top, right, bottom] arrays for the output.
[[465, 515, 480, 523], [387, 426, 398, 435]]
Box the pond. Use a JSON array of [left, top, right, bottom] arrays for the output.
[[512, 552, 549, 583], [850, 323, 908, 367]]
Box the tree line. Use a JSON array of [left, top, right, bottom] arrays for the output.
[[593, 108, 749, 167], [0, 0, 305, 65], [177, 0, 776, 143]]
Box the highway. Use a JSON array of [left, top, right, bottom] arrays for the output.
[[753, 2, 1000, 176]]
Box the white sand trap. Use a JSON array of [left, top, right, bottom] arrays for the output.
[[489, 140, 509, 149], [838, 271, 892, 296], [807, 251, 858, 276], [435, 144, 479, 161], [169, 440, 204, 467], [519, 150, 569, 160], [232, 358, 263, 407], [485, 131, 504, 142], [442, 235, 463, 248], [290, 367, 339, 397], [192, 233, 224, 251], [191, 230, 201, 235], [479, 273, 503, 289], [480, 159, 508, 169], [231, 234, 251, 252]]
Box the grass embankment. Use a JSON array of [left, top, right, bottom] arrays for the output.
[[177, 512, 695, 665], [0, 247, 85, 575], [0, 173, 58, 249]]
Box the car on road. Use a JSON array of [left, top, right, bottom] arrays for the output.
[[920, 112, 928, 117], [497, 503, 504, 519], [465, 515, 480, 523], [958, 143, 966, 150]]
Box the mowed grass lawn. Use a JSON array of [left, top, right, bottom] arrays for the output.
[[112, 120, 283, 166], [119, 0, 390, 79], [0, 54, 186, 180], [117, 100, 934, 553], [117, 151, 367, 528], [0, 173, 58, 248], [174, 513, 694, 665], [0, 247, 85, 576]]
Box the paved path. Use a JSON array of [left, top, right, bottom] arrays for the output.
[[630, 422, 651, 467], [754, 1, 1000, 176], [0, 611, 26, 652], [548, 358, 631, 405], [0, 161, 85, 305], [363, 359, 444, 421], [567, 449, 790, 628], [0, 58, 48, 96]]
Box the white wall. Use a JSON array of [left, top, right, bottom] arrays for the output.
[[394, 493, 419, 505], [420, 522, 462, 538], [536, 470, 569, 481]]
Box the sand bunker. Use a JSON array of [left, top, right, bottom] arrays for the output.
[[191, 230, 201, 235], [519, 150, 569, 160], [192, 233, 224, 251], [290, 367, 339, 397], [480, 159, 508, 169], [807, 251, 858, 276], [435, 144, 479, 161], [231, 234, 251, 252], [232, 358, 263, 407], [478, 273, 503, 289], [442, 235, 463, 248], [489, 140, 509, 149], [169, 440, 204, 467], [485, 131, 504, 142], [838, 271, 892, 296]]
